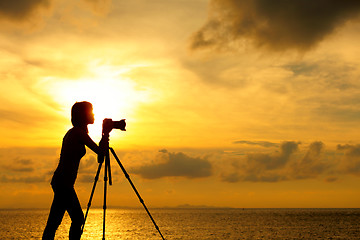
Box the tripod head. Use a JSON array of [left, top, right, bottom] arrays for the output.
[[98, 118, 126, 164]]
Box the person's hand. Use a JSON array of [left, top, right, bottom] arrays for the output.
[[98, 137, 108, 163], [99, 137, 108, 153]]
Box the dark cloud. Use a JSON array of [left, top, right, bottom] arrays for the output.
[[337, 144, 360, 175], [221, 141, 336, 183], [2, 158, 34, 172], [222, 141, 299, 182], [247, 141, 299, 171], [78, 174, 96, 183], [0, 0, 112, 24], [243, 174, 287, 183], [131, 150, 212, 179], [291, 141, 329, 179], [0, 0, 50, 22], [233, 140, 279, 148], [191, 0, 360, 52]]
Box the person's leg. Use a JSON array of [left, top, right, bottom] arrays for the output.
[[67, 188, 84, 240], [42, 188, 67, 240]]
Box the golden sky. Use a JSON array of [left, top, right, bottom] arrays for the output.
[[1, 0, 360, 208]]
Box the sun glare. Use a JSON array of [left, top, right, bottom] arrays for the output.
[[39, 62, 153, 140]]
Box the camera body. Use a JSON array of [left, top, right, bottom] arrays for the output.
[[102, 118, 126, 135]]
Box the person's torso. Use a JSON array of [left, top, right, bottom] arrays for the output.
[[51, 127, 87, 187]]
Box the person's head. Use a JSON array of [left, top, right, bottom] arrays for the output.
[[71, 101, 94, 128]]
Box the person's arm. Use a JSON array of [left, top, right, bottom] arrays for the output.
[[79, 130, 108, 162], [81, 132, 101, 154]]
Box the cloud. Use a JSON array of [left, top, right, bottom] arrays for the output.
[[79, 154, 98, 173], [2, 158, 34, 172], [0, 0, 113, 29], [291, 141, 329, 179], [131, 150, 212, 179], [222, 141, 299, 182], [0, 147, 58, 183], [0, 0, 51, 22], [77, 154, 100, 183], [191, 0, 360, 52], [247, 141, 299, 171], [221, 141, 338, 183], [77, 173, 96, 183], [233, 140, 279, 148], [337, 144, 360, 176]]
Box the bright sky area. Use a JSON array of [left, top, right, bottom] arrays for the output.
[[1, 0, 360, 208]]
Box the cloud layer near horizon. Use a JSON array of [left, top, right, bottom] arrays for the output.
[[220, 141, 360, 183], [1, 143, 360, 185], [191, 0, 360, 51]]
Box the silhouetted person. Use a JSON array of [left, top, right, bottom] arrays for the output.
[[43, 101, 106, 240]]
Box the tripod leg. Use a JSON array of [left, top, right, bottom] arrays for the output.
[[107, 151, 112, 186], [80, 160, 104, 239], [102, 150, 110, 240], [109, 147, 166, 240]]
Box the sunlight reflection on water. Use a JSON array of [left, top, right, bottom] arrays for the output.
[[52, 208, 167, 240], [59, 209, 160, 240]]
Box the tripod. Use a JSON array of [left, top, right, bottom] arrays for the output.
[[80, 135, 165, 240]]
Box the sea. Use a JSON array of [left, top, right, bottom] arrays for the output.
[[1, 208, 360, 239]]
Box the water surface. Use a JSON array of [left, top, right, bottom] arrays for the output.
[[1, 208, 360, 239]]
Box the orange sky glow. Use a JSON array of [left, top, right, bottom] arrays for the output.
[[1, 0, 360, 209]]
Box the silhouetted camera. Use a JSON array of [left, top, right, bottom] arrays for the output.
[[102, 118, 126, 134]]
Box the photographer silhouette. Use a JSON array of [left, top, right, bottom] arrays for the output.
[[42, 101, 106, 240]]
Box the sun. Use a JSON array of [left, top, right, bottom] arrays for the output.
[[61, 80, 131, 136], [39, 61, 152, 140]]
